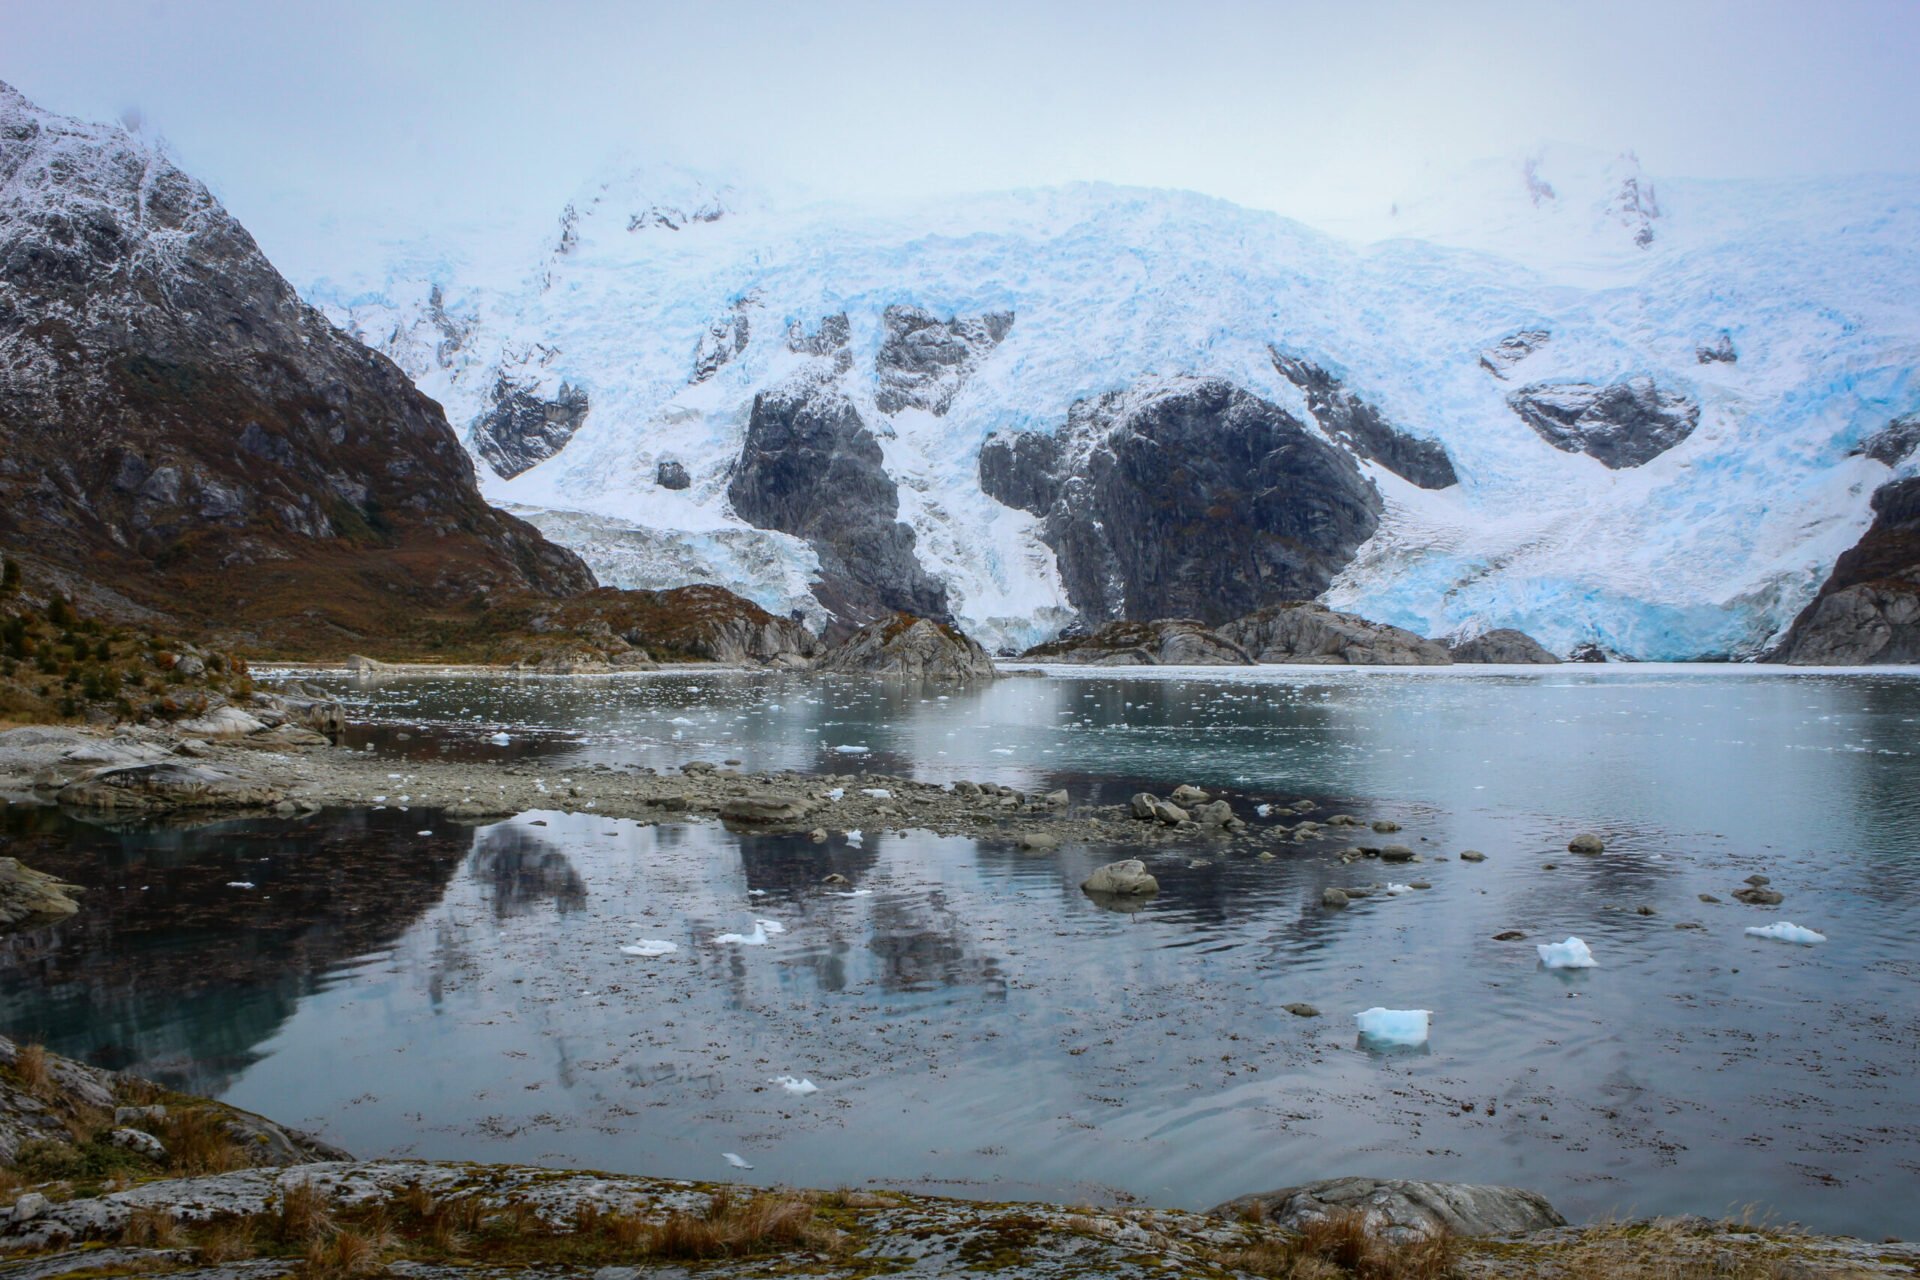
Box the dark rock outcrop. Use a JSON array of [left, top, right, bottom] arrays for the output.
[[1507, 377, 1700, 469], [814, 614, 996, 681], [1022, 619, 1254, 666], [1851, 413, 1920, 468], [1450, 627, 1560, 664], [1773, 476, 1920, 665], [979, 379, 1382, 626], [1696, 332, 1738, 364], [0, 82, 593, 644], [1271, 351, 1457, 489], [655, 459, 691, 490], [1218, 602, 1452, 665], [786, 312, 853, 373], [873, 304, 1013, 415], [689, 303, 752, 383], [1211, 1177, 1566, 1243], [728, 378, 949, 625], [496, 584, 822, 665], [1479, 329, 1551, 379], [472, 378, 590, 478]]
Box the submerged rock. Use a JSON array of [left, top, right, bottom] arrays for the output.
[[1218, 602, 1451, 666], [1212, 1177, 1567, 1242], [1450, 628, 1560, 664], [815, 614, 997, 682]]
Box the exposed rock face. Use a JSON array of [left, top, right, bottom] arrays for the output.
[[1851, 413, 1920, 467], [1211, 1177, 1566, 1243], [1022, 619, 1254, 666], [873, 304, 1013, 415], [1507, 377, 1700, 469], [728, 376, 950, 624], [1774, 476, 1920, 664], [1696, 332, 1738, 364], [0, 82, 593, 641], [786, 312, 853, 373], [0, 857, 81, 929], [814, 614, 997, 682], [689, 303, 751, 383], [654, 459, 690, 490], [56, 762, 287, 812], [502, 584, 822, 665], [979, 379, 1382, 625], [1450, 627, 1560, 664], [1219, 602, 1452, 665], [1479, 329, 1551, 378], [1270, 351, 1458, 489], [472, 378, 591, 479]]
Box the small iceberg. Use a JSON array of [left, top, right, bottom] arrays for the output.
[[1386, 883, 1412, 895], [226, 881, 256, 889], [714, 919, 787, 946], [1745, 922, 1827, 945], [1256, 804, 1273, 817], [845, 831, 864, 847], [488, 732, 512, 745], [721, 1152, 754, 1169], [1537, 937, 1598, 969], [831, 888, 874, 897], [860, 788, 891, 799], [833, 745, 869, 754], [620, 940, 680, 958], [826, 787, 845, 801], [1354, 1007, 1431, 1045], [772, 1075, 818, 1095]]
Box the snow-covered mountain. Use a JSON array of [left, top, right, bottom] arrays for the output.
[[307, 149, 1920, 658]]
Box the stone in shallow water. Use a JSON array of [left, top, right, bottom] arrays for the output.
[[1568, 833, 1605, 854], [1080, 860, 1158, 896]]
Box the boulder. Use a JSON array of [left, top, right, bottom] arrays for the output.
[[1450, 628, 1559, 664], [57, 762, 285, 812], [1567, 833, 1605, 854], [0, 858, 82, 930], [1321, 887, 1350, 908], [1218, 602, 1451, 666], [1152, 801, 1189, 826], [174, 706, 267, 737], [1169, 784, 1210, 806], [1129, 792, 1160, 820], [1211, 1177, 1566, 1243], [1022, 618, 1253, 666], [719, 794, 817, 825], [1081, 860, 1159, 896], [815, 614, 998, 682]]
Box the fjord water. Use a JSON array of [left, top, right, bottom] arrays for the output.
[[3, 665, 1918, 1238]]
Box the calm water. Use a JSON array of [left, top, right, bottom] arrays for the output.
[[2, 665, 1918, 1239]]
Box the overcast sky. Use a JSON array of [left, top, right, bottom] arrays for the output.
[[5, 0, 1919, 277]]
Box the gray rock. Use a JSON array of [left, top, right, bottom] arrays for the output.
[[1195, 800, 1234, 826], [1152, 801, 1189, 826], [1023, 618, 1254, 665], [1130, 792, 1160, 820], [1696, 332, 1738, 364], [728, 374, 951, 624], [1479, 329, 1551, 379], [1283, 1003, 1321, 1017], [1734, 887, 1784, 905], [1015, 832, 1060, 852], [873, 303, 1013, 415], [1450, 628, 1560, 664], [57, 762, 286, 812], [1460, 850, 1487, 862], [1211, 1176, 1566, 1242], [473, 377, 591, 480], [814, 615, 998, 682], [655, 459, 691, 490], [1042, 789, 1069, 808], [1507, 377, 1701, 469], [1169, 784, 1210, 806], [1271, 350, 1458, 489], [1851, 414, 1920, 468], [0, 857, 82, 929], [1568, 833, 1605, 854], [1371, 820, 1402, 833], [718, 794, 817, 825], [109, 1127, 166, 1159], [1219, 602, 1452, 666], [11, 1193, 48, 1224], [1321, 888, 1349, 908], [1081, 860, 1159, 896], [979, 377, 1382, 625], [1380, 845, 1415, 863], [689, 305, 751, 384]]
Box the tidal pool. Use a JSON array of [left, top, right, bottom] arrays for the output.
[[1, 664, 1917, 1238]]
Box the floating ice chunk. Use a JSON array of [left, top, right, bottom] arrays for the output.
[[758, 918, 786, 935], [722, 1152, 754, 1169], [991, 748, 1014, 755], [670, 717, 696, 726], [860, 788, 891, 799], [488, 732, 512, 745], [833, 745, 869, 754], [1354, 1008, 1431, 1045], [1745, 922, 1827, 945], [1256, 804, 1273, 817], [372, 796, 387, 803], [417, 830, 433, 836], [1536, 937, 1598, 968], [1386, 883, 1412, 895], [845, 831, 864, 847], [831, 889, 874, 897], [620, 940, 680, 957], [714, 918, 786, 946], [227, 881, 256, 889], [826, 788, 845, 801], [772, 1075, 818, 1095]]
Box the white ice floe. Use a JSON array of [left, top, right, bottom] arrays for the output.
[[1354, 1008, 1431, 1045], [845, 831, 864, 847], [1745, 922, 1827, 945], [620, 940, 680, 957], [1536, 937, 1598, 968], [714, 918, 787, 946], [860, 788, 891, 799], [417, 830, 433, 836], [670, 716, 696, 726], [722, 1152, 754, 1169], [226, 881, 256, 889], [831, 889, 874, 897], [1256, 804, 1273, 818], [1386, 883, 1412, 895], [833, 745, 869, 754], [772, 1075, 819, 1095], [488, 732, 511, 745], [826, 787, 845, 801]]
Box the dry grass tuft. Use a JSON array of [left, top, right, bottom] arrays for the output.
[[278, 1180, 335, 1244], [1219, 1210, 1457, 1280], [161, 1109, 248, 1176], [119, 1206, 182, 1249], [12, 1044, 49, 1094], [195, 1216, 258, 1263], [640, 1188, 836, 1261]]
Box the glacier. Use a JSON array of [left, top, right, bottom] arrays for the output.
[[305, 148, 1920, 657]]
